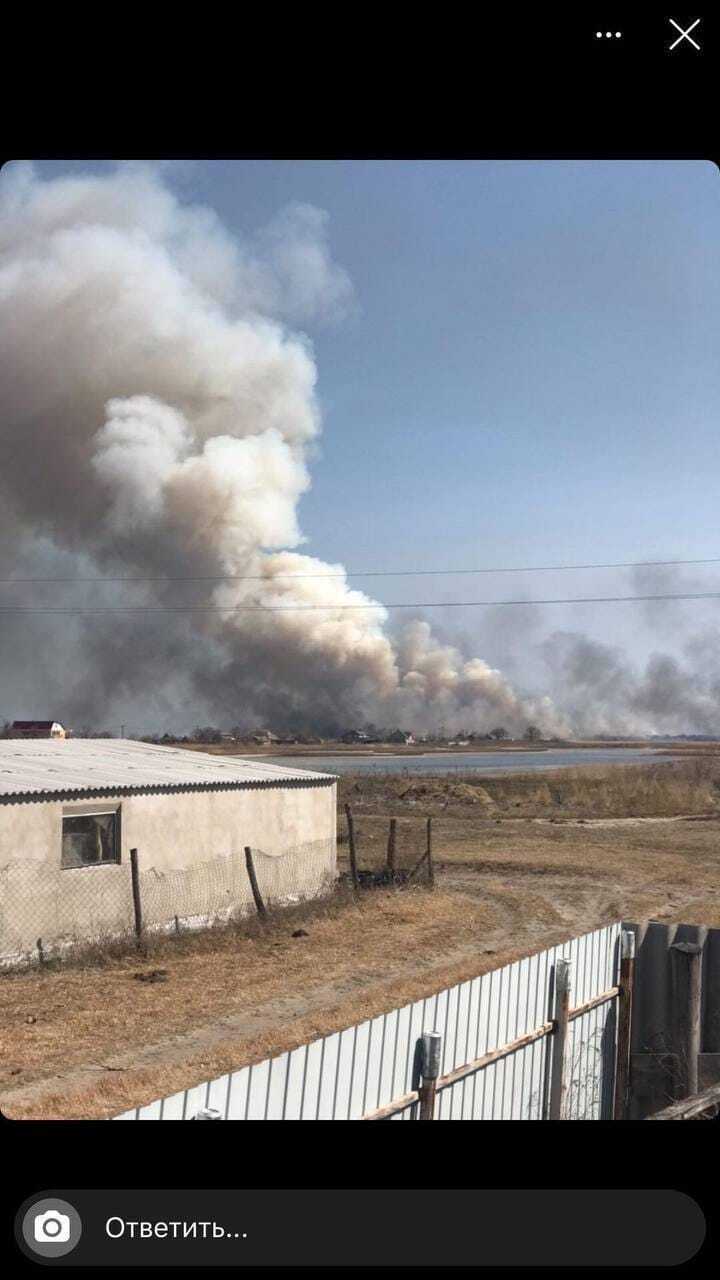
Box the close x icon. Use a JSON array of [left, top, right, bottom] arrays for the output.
[[668, 17, 702, 50]]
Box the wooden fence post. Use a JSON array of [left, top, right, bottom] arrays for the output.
[[244, 846, 268, 919], [386, 818, 397, 879], [548, 958, 571, 1119], [613, 928, 636, 1120], [129, 847, 144, 943], [418, 1030, 442, 1119], [670, 940, 703, 1100], [344, 803, 359, 891], [426, 816, 434, 887]]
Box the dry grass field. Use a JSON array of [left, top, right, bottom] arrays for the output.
[[3, 756, 720, 1120]]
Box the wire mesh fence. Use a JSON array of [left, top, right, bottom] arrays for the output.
[[338, 806, 435, 889], [138, 840, 337, 933], [0, 857, 136, 966], [0, 837, 337, 969], [0, 808, 436, 970]]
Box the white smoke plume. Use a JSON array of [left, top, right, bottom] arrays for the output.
[[0, 162, 566, 737]]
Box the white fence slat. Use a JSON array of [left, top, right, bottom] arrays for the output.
[[265, 1053, 290, 1119], [390, 1005, 411, 1104], [245, 1059, 272, 1119], [443, 984, 460, 1072], [376, 1010, 400, 1112], [225, 1066, 251, 1119], [282, 1045, 308, 1119], [204, 1071, 233, 1118], [347, 1021, 371, 1119], [332, 1026, 357, 1120], [316, 1032, 341, 1119], [300, 1039, 324, 1119], [362, 1013, 388, 1115], [447, 982, 472, 1118]]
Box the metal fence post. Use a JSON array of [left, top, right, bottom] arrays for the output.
[[344, 804, 359, 891], [244, 846, 268, 918], [613, 928, 636, 1120], [418, 1030, 442, 1119], [426, 817, 434, 887], [386, 818, 397, 879], [129, 847, 143, 943], [670, 940, 703, 1100], [548, 958, 571, 1119]]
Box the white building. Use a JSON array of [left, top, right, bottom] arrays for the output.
[[0, 739, 337, 962]]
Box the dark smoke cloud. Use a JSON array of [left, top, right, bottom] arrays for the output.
[[541, 626, 720, 736]]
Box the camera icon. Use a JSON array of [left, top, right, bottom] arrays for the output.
[[20, 1197, 81, 1258], [34, 1209, 71, 1243]]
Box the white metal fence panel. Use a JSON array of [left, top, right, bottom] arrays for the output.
[[114, 921, 621, 1120]]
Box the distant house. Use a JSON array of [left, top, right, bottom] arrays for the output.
[[251, 730, 280, 745], [341, 730, 370, 745], [11, 721, 66, 740], [387, 729, 414, 745]]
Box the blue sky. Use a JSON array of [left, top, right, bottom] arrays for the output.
[[31, 159, 720, 688]]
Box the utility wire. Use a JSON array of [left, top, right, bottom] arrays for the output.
[[0, 556, 719, 586], [1, 592, 719, 615]]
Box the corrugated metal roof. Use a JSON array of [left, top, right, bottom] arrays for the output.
[[0, 739, 336, 801]]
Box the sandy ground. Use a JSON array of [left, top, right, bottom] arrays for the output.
[[3, 801, 720, 1120]]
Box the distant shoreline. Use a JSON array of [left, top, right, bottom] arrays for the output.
[[177, 739, 715, 759]]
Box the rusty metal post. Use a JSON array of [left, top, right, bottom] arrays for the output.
[[613, 928, 636, 1119], [344, 803, 359, 891], [548, 958, 571, 1119], [386, 818, 397, 879], [426, 816, 434, 887], [129, 847, 144, 942], [244, 846, 268, 919], [670, 940, 703, 1100], [418, 1030, 442, 1119]]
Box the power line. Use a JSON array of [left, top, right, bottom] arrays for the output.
[[0, 556, 719, 586], [1, 591, 719, 614]]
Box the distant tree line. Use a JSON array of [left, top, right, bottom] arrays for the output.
[[0, 719, 555, 745], [136, 723, 552, 745]]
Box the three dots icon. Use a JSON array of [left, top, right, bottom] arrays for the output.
[[596, 31, 622, 40]]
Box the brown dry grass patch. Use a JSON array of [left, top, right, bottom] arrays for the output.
[[2, 886, 523, 1119], [339, 756, 720, 821]]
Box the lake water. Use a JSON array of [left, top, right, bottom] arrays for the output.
[[266, 747, 676, 777]]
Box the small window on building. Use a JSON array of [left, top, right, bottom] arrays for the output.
[[61, 811, 120, 869]]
